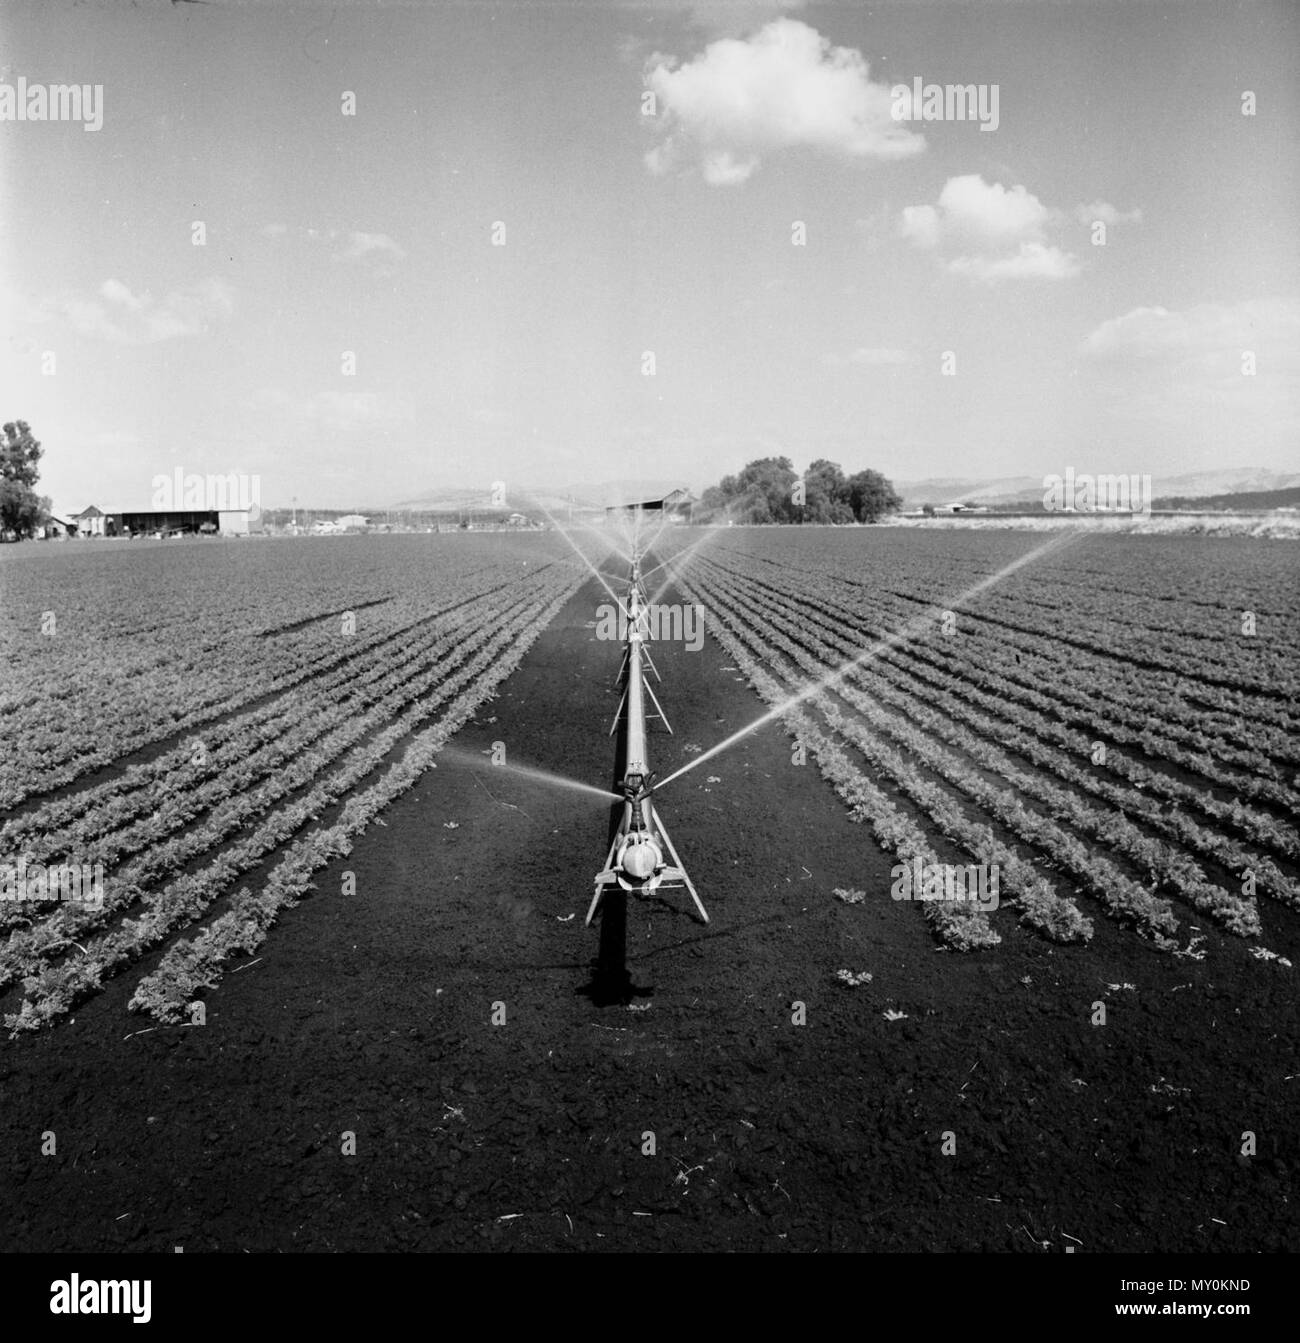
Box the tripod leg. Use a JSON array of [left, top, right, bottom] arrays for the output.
[[652, 810, 708, 923], [587, 835, 622, 925], [585, 882, 606, 927]]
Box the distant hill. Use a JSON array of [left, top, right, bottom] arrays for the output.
[[1152, 486, 1300, 511], [897, 468, 1300, 510], [894, 476, 1042, 508], [389, 486, 519, 514]]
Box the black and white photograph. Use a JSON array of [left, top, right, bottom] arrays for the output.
[[0, 0, 1296, 1306]]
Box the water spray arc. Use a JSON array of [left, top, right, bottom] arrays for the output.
[[587, 547, 708, 927], [519, 519, 1073, 941]]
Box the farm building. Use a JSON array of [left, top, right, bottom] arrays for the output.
[[71, 504, 112, 536], [604, 487, 694, 522], [72, 503, 263, 537]]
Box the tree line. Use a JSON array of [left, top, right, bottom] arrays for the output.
[[698, 457, 901, 525]]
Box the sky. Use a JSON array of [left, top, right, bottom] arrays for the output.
[[2, 0, 1297, 512]]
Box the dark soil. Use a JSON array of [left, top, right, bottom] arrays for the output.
[[1, 577, 1296, 1252]]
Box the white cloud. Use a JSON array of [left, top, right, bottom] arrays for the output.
[[901, 175, 1050, 249], [699, 150, 756, 185], [27, 277, 234, 344], [899, 174, 1079, 282], [1074, 200, 1142, 227], [644, 19, 925, 185], [948, 243, 1080, 282], [1078, 299, 1300, 445], [1081, 298, 1300, 366]]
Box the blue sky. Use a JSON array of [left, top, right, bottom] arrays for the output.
[[2, 0, 1297, 512]]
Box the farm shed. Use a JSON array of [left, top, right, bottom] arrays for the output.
[[604, 487, 694, 521], [109, 505, 263, 536]]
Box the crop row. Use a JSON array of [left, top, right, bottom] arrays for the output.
[[707, 564, 1263, 935], [127, 641, 545, 1022], [912, 585, 1300, 737], [728, 541, 1300, 755], [736, 543, 1300, 759], [693, 606, 1007, 950], [4, 577, 576, 1032], [0, 583, 554, 938], [0, 558, 548, 811], [703, 549, 1300, 810], [701, 554, 1300, 890], [749, 534, 1300, 701], [679, 570, 1101, 948], [1, 570, 556, 866], [0, 577, 571, 989], [944, 580, 1300, 697], [688, 565, 1185, 944], [0, 589, 495, 831]]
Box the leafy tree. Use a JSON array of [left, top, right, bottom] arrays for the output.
[[699, 482, 730, 513], [0, 480, 48, 539], [3, 420, 42, 487], [1, 421, 47, 540], [735, 456, 798, 523], [804, 458, 846, 497], [801, 459, 849, 523], [845, 468, 902, 523]]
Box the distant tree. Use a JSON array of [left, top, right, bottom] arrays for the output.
[[801, 459, 851, 523], [2, 420, 42, 487], [699, 457, 900, 525], [845, 469, 902, 523], [735, 456, 798, 523], [1, 421, 46, 540], [804, 458, 846, 497]]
